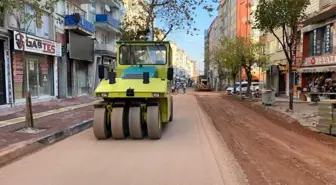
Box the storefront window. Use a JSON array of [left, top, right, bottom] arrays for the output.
[[306, 31, 314, 57], [13, 53, 54, 101], [38, 56, 53, 96], [307, 25, 333, 57]]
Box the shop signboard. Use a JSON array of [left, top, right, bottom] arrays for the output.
[[302, 54, 336, 66], [312, 29, 317, 56], [13, 31, 62, 57], [325, 24, 332, 53]]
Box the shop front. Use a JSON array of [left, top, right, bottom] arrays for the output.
[[67, 31, 94, 96], [12, 31, 61, 103], [0, 39, 6, 105], [298, 54, 336, 100], [0, 32, 12, 106]]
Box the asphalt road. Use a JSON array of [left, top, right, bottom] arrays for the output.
[[0, 94, 247, 185]]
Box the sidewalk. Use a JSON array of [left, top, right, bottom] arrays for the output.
[[254, 100, 318, 130], [0, 95, 97, 121], [0, 96, 97, 166]]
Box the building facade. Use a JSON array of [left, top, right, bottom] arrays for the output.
[[0, 17, 12, 106], [208, 16, 220, 90], [263, 0, 322, 97], [297, 0, 336, 97], [0, 0, 123, 106]]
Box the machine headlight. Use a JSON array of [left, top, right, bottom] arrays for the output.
[[101, 93, 108, 97], [152, 93, 160, 97]]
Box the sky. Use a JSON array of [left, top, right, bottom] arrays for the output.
[[159, 3, 218, 73]]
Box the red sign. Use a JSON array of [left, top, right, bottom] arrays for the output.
[[13, 53, 24, 83], [302, 54, 336, 66]]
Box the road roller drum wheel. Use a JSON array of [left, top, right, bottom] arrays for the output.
[[129, 107, 144, 139], [146, 105, 162, 139], [93, 108, 111, 139], [111, 107, 126, 139]]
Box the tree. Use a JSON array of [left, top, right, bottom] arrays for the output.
[[254, 0, 310, 110], [0, 0, 60, 128], [239, 37, 268, 97], [119, 0, 219, 40], [214, 38, 241, 93]]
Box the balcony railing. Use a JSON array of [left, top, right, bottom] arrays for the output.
[[95, 14, 120, 29], [65, 14, 95, 35], [320, 0, 336, 10], [95, 43, 117, 56]]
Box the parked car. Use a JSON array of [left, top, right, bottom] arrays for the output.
[[226, 81, 247, 94], [227, 81, 262, 95]]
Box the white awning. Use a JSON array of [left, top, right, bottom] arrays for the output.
[[298, 66, 336, 73]]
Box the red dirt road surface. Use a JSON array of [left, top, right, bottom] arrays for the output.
[[197, 93, 336, 185]]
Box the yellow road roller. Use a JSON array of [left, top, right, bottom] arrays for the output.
[[93, 41, 174, 140]]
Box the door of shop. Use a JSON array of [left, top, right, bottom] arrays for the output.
[[0, 41, 6, 105], [279, 72, 286, 94], [26, 58, 39, 97]]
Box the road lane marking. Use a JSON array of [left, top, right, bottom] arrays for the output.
[[0, 100, 100, 128]]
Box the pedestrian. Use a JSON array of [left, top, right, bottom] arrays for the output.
[[183, 83, 187, 94]]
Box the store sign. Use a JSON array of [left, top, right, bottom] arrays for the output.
[[13, 31, 62, 57], [325, 24, 331, 53], [302, 54, 336, 66], [312, 29, 317, 56], [299, 67, 336, 73], [13, 53, 24, 83]]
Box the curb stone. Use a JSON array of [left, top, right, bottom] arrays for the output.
[[0, 119, 93, 168]]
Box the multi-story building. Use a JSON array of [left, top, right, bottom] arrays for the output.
[[297, 0, 336, 96], [58, 0, 122, 98], [0, 0, 123, 106], [264, 29, 288, 95], [263, 0, 323, 97], [208, 16, 220, 90], [204, 29, 209, 78]]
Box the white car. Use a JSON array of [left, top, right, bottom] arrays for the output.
[[227, 81, 261, 95], [226, 82, 247, 94]]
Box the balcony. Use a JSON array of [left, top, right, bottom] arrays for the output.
[[100, 0, 122, 8], [95, 43, 117, 57], [95, 14, 120, 32], [303, 0, 336, 25], [65, 14, 95, 36], [320, 0, 336, 9]]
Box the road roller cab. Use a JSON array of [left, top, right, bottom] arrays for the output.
[[93, 41, 174, 140]]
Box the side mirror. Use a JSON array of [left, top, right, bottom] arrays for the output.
[[167, 67, 174, 81], [143, 72, 150, 84], [109, 71, 116, 84], [98, 64, 105, 79]]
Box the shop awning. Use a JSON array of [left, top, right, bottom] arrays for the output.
[[298, 66, 336, 73]]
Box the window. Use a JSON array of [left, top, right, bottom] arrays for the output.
[[88, 3, 96, 24], [20, 5, 37, 34], [119, 45, 167, 65], [56, 0, 65, 15], [0, 7, 4, 27], [306, 31, 313, 57], [306, 25, 333, 57], [36, 14, 51, 39]]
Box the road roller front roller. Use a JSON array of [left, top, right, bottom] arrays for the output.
[[92, 41, 174, 140]]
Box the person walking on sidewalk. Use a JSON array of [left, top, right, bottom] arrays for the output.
[[183, 83, 187, 94]]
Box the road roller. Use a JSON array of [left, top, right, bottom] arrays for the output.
[[93, 41, 174, 140]]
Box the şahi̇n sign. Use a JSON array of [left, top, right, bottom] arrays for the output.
[[14, 31, 62, 57]]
